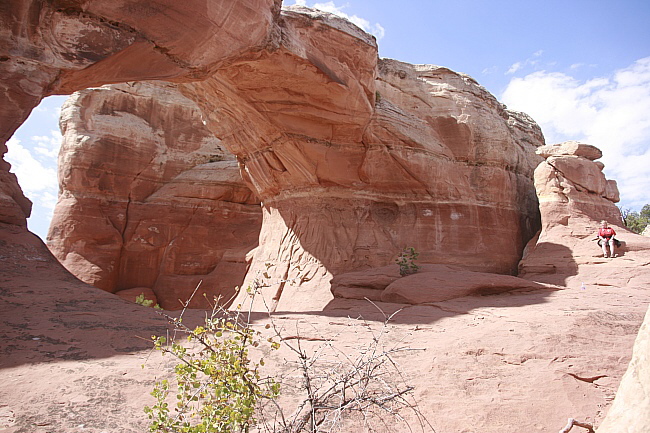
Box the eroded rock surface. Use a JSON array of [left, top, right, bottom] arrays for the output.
[[597, 306, 650, 433], [2, 3, 650, 431], [0, 0, 279, 227], [3, 214, 650, 433], [47, 82, 261, 309], [189, 24, 545, 309]]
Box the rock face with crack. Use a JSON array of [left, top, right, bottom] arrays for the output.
[[47, 82, 262, 309]]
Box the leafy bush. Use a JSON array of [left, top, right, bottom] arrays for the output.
[[135, 293, 162, 310], [144, 280, 433, 433], [144, 290, 280, 433], [396, 247, 420, 276]]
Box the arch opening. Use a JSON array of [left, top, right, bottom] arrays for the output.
[[0, 2, 543, 311]]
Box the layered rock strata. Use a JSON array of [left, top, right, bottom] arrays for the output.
[[48, 82, 261, 309]]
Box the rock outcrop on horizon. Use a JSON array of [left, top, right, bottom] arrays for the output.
[[47, 82, 262, 309]]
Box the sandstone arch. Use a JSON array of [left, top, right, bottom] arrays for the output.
[[1, 1, 544, 310]]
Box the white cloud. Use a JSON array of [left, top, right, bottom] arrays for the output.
[[506, 62, 522, 75], [33, 130, 62, 158], [5, 132, 61, 239], [482, 66, 498, 75], [506, 51, 549, 75], [292, 1, 385, 40], [501, 56, 650, 210]]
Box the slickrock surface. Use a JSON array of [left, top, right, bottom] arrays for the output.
[[517, 141, 650, 432], [597, 306, 650, 433], [47, 82, 261, 309], [2, 218, 650, 432]]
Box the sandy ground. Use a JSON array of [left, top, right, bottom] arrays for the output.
[[1, 223, 649, 432]]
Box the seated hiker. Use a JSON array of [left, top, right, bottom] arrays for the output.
[[597, 220, 617, 258]]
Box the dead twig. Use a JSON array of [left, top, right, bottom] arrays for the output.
[[559, 418, 595, 433]]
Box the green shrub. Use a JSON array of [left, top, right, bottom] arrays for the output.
[[144, 292, 279, 433], [396, 247, 420, 276], [622, 204, 650, 234]]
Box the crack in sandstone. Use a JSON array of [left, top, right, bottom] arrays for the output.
[[567, 372, 608, 384]]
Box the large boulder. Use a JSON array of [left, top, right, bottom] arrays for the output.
[[331, 264, 547, 304]]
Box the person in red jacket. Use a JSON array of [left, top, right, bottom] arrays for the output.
[[598, 220, 617, 258]]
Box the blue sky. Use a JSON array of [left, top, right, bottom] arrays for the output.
[[6, 0, 650, 239]]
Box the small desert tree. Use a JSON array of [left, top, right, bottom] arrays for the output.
[[622, 204, 650, 234], [144, 287, 280, 433], [144, 279, 434, 433]]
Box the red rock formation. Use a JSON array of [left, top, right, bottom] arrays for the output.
[[3, 217, 650, 433], [515, 141, 650, 433], [0, 142, 32, 226], [3, 3, 545, 310], [0, 0, 278, 227], [47, 82, 261, 309], [519, 141, 623, 283]]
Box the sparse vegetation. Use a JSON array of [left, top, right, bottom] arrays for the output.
[[396, 247, 420, 276], [144, 291, 280, 433], [135, 293, 162, 310], [144, 278, 433, 433]]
